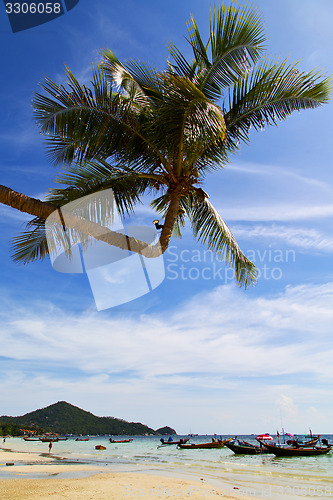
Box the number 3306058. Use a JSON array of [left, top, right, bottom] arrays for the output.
[[5, 3, 62, 14]]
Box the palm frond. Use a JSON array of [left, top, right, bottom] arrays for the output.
[[102, 50, 162, 103], [33, 65, 165, 168], [48, 161, 163, 217], [210, 1, 266, 66], [150, 193, 169, 214], [225, 57, 332, 143], [149, 74, 226, 165], [190, 198, 257, 287], [186, 1, 266, 98], [11, 218, 48, 264], [167, 42, 197, 79], [186, 14, 211, 70]]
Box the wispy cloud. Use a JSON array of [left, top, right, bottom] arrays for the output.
[[0, 128, 42, 148], [220, 203, 333, 221], [2, 283, 333, 377], [1, 282, 333, 431], [210, 160, 333, 222], [232, 224, 333, 252], [0, 205, 31, 224], [229, 161, 331, 191]]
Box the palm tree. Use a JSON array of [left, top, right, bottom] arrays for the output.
[[3, 1, 332, 288]]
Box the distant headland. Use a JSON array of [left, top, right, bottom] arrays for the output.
[[0, 401, 176, 436]]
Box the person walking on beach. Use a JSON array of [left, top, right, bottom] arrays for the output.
[[48, 441, 53, 454]]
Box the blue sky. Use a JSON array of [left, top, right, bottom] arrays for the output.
[[0, 0, 333, 434]]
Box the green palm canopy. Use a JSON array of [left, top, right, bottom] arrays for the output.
[[9, 0, 332, 288]]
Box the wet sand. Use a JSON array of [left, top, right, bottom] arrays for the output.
[[0, 448, 255, 499]]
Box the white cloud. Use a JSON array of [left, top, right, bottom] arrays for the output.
[[276, 394, 298, 421], [0, 282, 333, 431], [232, 224, 333, 252], [229, 162, 331, 191], [219, 203, 333, 222], [208, 160, 333, 222]]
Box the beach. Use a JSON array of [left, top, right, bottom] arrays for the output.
[[0, 443, 267, 500], [1, 437, 332, 500], [0, 473, 254, 500], [0, 472, 255, 500], [0, 448, 253, 500]]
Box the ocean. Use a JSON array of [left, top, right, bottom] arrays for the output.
[[1, 435, 333, 499]]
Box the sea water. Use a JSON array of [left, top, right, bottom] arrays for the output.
[[1, 435, 333, 499]]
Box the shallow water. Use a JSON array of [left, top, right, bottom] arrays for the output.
[[1, 435, 332, 499]]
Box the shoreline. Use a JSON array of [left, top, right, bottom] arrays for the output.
[[0, 446, 261, 499], [1, 442, 332, 500]]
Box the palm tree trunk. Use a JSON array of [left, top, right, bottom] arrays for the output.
[[0, 184, 55, 219], [0, 184, 174, 258], [159, 188, 182, 253]]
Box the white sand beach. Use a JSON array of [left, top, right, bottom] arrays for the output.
[[0, 472, 256, 500], [0, 449, 256, 500]]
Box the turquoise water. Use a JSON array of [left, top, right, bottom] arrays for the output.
[[1, 435, 333, 498]]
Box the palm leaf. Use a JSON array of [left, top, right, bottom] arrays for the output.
[[190, 198, 257, 287], [33, 66, 165, 168], [187, 1, 266, 98], [167, 42, 197, 79], [102, 50, 162, 103], [186, 14, 211, 70], [49, 161, 162, 217], [149, 74, 227, 166], [11, 218, 48, 264], [225, 57, 332, 143]]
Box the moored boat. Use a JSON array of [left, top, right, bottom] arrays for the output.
[[160, 437, 190, 446], [225, 440, 271, 455], [39, 434, 68, 442], [321, 438, 333, 447], [178, 438, 232, 449], [109, 438, 133, 443], [286, 437, 319, 448], [260, 441, 332, 457], [75, 437, 90, 441]]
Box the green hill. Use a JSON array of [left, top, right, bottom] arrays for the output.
[[0, 401, 176, 436], [155, 426, 177, 435], [0, 421, 36, 437]]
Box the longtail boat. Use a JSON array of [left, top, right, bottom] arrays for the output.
[[285, 437, 319, 448], [159, 437, 190, 446], [225, 440, 271, 455], [260, 441, 332, 457], [178, 438, 232, 449], [75, 437, 90, 441], [322, 438, 333, 447], [109, 438, 133, 443], [39, 436, 68, 442]]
